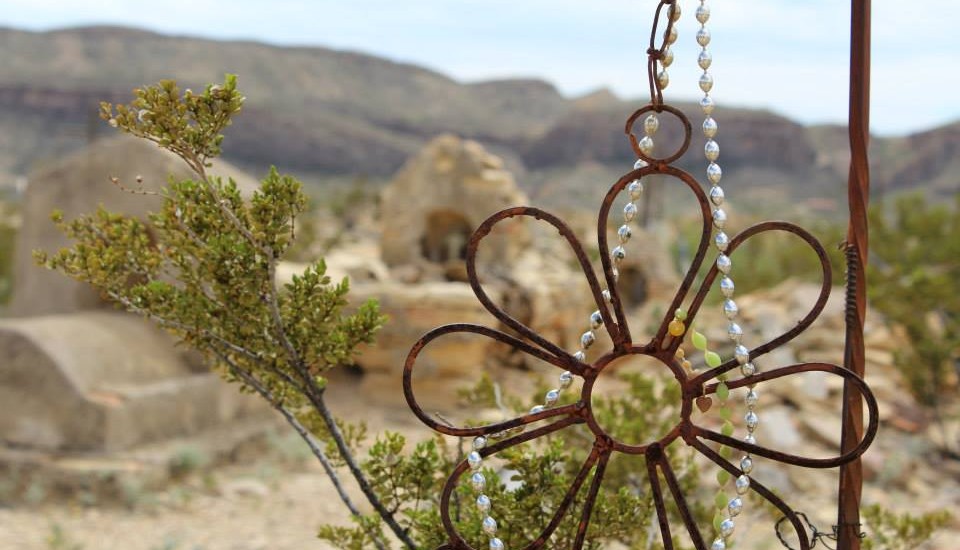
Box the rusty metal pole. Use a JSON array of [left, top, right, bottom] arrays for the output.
[[836, 0, 871, 549]]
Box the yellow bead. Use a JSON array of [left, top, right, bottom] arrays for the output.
[[675, 348, 686, 359], [682, 360, 692, 370], [669, 320, 686, 336]]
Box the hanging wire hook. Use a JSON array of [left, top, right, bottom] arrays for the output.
[[776, 512, 865, 550]]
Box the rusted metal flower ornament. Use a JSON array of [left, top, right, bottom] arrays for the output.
[[403, 2, 878, 549]]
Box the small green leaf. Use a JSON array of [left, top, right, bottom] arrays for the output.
[[693, 331, 708, 350], [705, 351, 722, 368]]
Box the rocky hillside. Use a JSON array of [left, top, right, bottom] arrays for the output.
[[1, 26, 958, 208]]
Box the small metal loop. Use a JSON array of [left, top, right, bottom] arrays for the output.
[[624, 103, 692, 165]]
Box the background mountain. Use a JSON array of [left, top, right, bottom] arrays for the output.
[[1, 26, 957, 214]]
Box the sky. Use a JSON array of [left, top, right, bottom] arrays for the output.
[[2, 0, 957, 136]]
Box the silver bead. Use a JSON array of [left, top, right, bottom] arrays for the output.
[[711, 539, 726, 550], [698, 49, 713, 70], [473, 436, 487, 451], [644, 114, 660, 135], [716, 254, 732, 274], [703, 117, 719, 138], [590, 310, 604, 329], [634, 158, 648, 170], [740, 362, 756, 376], [745, 389, 759, 406], [728, 497, 743, 517], [710, 185, 725, 206], [657, 70, 670, 89], [611, 245, 626, 263], [471, 472, 486, 491], [696, 4, 711, 23], [559, 371, 574, 389], [666, 25, 678, 45], [602, 289, 612, 303], [482, 516, 498, 535], [573, 350, 586, 363], [611, 267, 620, 282], [696, 27, 711, 47], [639, 135, 655, 156], [477, 494, 491, 513], [468, 451, 483, 470], [581, 331, 596, 349], [618, 225, 632, 244], [714, 231, 729, 252], [735, 474, 750, 495], [707, 162, 723, 184], [723, 299, 739, 319], [699, 72, 714, 93], [544, 389, 560, 406], [719, 276, 735, 297], [530, 405, 545, 415], [662, 47, 675, 68], [735, 345, 750, 364], [745, 411, 759, 430], [624, 202, 638, 222], [670, 1, 681, 21], [740, 456, 754, 474], [705, 139, 720, 162], [720, 518, 736, 538], [489, 538, 505, 550], [628, 180, 644, 200], [745, 433, 757, 445], [712, 207, 727, 229], [700, 95, 715, 115], [727, 322, 743, 343]]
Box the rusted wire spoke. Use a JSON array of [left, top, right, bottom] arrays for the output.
[[687, 222, 832, 383], [645, 444, 675, 550], [467, 206, 625, 352], [689, 438, 812, 550], [437, 416, 588, 549], [658, 452, 709, 550], [694, 363, 878, 468], [572, 447, 612, 549]]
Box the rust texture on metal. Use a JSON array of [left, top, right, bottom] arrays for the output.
[[402, 1, 877, 548]]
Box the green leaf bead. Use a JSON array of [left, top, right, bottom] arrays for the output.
[[717, 381, 730, 401], [675, 308, 688, 321], [705, 351, 722, 368], [720, 445, 734, 459], [716, 469, 731, 485], [715, 491, 728, 510], [693, 330, 708, 350], [719, 407, 732, 420], [721, 420, 734, 436]]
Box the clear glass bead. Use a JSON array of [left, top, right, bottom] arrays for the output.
[[590, 310, 604, 329], [735, 345, 750, 364], [703, 117, 719, 138], [624, 202, 638, 222], [530, 405, 545, 415], [714, 231, 729, 252], [573, 350, 587, 363], [716, 254, 732, 274], [699, 72, 714, 93], [723, 299, 739, 319], [745, 433, 757, 445], [696, 27, 711, 47], [745, 388, 759, 406], [618, 224, 632, 244], [634, 158, 648, 170], [477, 494, 491, 513], [482, 516, 498, 535], [727, 322, 743, 343], [698, 49, 713, 70], [581, 331, 596, 349], [544, 389, 560, 406], [720, 276, 735, 297], [602, 289, 612, 303], [735, 474, 750, 495], [489, 538, 505, 550], [644, 114, 660, 135], [705, 140, 720, 162], [740, 456, 754, 474], [666, 25, 678, 45], [700, 95, 715, 115], [720, 518, 735, 537], [468, 451, 483, 470], [657, 70, 670, 89], [728, 497, 743, 517], [611, 246, 627, 263], [710, 185, 725, 206], [639, 135, 655, 156], [662, 47, 675, 68], [707, 162, 723, 184], [741, 362, 756, 376], [471, 472, 486, 491], [559, 371, 574, 389], [712, 207, 727, 229], [745, 411, 759, 430], [628, 180, 644, 200], [711, 539, 726, 550], [696, 4, 711, 24], [473, 436, 487, 451]]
